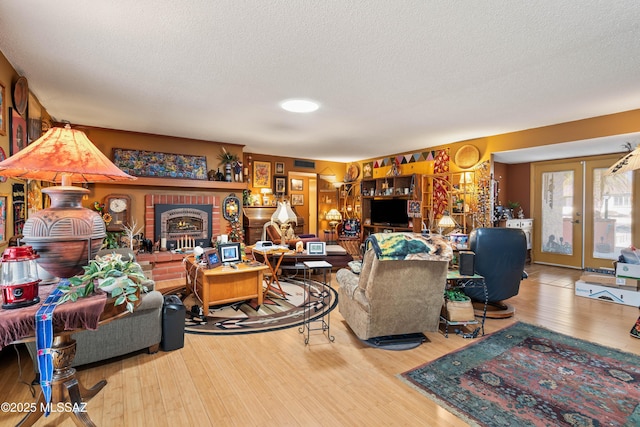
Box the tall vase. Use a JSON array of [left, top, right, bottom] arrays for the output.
[[225, 163, 232, 182], [22, 185, 105, 278]]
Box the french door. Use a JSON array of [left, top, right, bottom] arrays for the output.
[[532, 155, 635, 269], [533, 161, 583, 268]]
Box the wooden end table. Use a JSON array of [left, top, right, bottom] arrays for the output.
[[184, 255, 269, 309]]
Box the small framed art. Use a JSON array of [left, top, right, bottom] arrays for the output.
[[307, 241, 326, 256], [291, 178, 303, 191], [275, 162, 285, 174], [0, 194, 7, 244], [274, 176, 287, 195], [219, 242, 242, 263], [291, 194, 304, 206], [253, 161, 271, 187], [203, 247, 221, 269], [9, 108, 27, 155]]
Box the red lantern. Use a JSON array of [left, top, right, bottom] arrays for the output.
[[1, 246, 41, 309]]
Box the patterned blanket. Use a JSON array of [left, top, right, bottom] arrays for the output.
[[365, 232, 452, 261]]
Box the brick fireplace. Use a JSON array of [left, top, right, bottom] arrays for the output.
[[137, 194, 222, 282]]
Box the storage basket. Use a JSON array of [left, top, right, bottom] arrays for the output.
[[445, 299, 475, 322]]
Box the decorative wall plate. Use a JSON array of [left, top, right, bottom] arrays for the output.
[[454, 145, 480, 169], [223, 193, 240, 221], [0, 147, 6, 182], [12, 76, 28, 117], [345, 163, 360, 182]]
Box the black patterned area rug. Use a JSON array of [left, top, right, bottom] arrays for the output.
[[178, 277, 338, 335], [400, 322, 640, 427]]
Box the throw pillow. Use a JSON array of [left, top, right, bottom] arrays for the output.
[[348, 260, 362, 274]]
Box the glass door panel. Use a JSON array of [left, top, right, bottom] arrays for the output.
[[541, 170, 574, 255], [585, 158, 634, 269], [533, 161, 583, 268]]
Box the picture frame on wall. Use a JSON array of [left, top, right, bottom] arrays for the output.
[[291, 194, 304, 206], [253, 161, 271, 188], [27, 180, 42, 217], [28, 117, 42, 144], [275, 162, 285, 175], [0, 194, 7, 244], [0, 82, 5, 136], [291, 178, 303, 191], [12, 182, 25, 236], [113, 148, 207, 180], [9, 108, 27, 155], [274, 176, 287, 195], [0, 148, 6, 183]]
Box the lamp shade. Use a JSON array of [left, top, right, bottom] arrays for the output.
[[272, 201, 297, 225], [325, 209, 342, 222], [0, 124, 136, 278], [0, 125, 136, 183], [437, 214, 457, 228]]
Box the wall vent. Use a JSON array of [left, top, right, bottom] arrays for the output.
[[294, 159, 316, 169]]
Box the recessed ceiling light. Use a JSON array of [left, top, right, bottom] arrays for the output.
[[280, 99, 320, 113]]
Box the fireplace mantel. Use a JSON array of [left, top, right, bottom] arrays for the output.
[[110, 177, 247, 190]]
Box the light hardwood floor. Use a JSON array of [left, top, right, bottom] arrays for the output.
[[1, 264, 639, 426]]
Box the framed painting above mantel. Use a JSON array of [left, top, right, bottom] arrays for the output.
[[112, 148, 207, 180]]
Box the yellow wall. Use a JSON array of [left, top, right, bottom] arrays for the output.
[[358, 109, 640, 177]]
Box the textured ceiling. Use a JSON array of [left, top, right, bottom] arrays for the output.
[[0, 1, 639, 163]]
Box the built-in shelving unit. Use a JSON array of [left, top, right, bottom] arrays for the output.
[[422, 171, 476, 234], [337, 182, 360, 220], [361, 174, 421, 239]]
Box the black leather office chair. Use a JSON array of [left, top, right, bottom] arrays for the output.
[[463, 227, 527, 318]]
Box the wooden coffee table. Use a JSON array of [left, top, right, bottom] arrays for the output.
[[184, 255, 269, 308]]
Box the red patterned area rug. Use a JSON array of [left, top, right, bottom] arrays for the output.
[[400, 322, 640, 426]]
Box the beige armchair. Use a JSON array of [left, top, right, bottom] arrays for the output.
[[336, 233, 452, 340]]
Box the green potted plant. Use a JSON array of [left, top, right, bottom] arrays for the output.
[[444, 289, 475, 321], [58, 252, 148, 313]]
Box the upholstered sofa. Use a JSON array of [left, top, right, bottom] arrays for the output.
[[26, 249, 163, 369], [336, 232, 452, 340]]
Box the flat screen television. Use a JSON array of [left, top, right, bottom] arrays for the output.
[[370, 199, 409, 227]]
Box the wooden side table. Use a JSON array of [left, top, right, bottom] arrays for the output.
[[184, 256, 269, 308], [250, 247, 292, 298], [6, 286, 134, 427]]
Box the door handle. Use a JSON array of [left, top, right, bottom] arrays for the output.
[[572, 219, 580, 224]]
